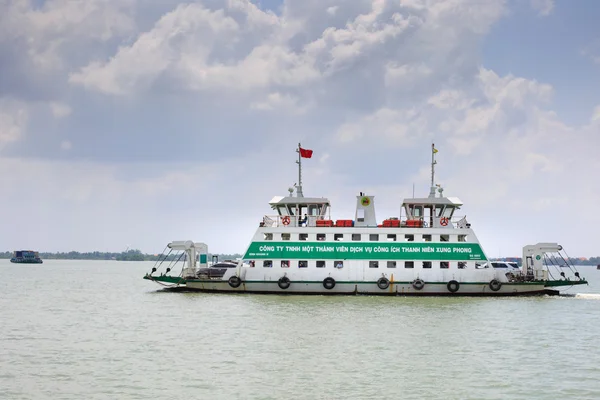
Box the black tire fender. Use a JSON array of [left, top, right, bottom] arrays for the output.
[[278, 276, 291, 290], [228, 275, 242, 288], [323, 277, 336, 290], [377, 277, 390, 290], [489, 279, 502, 292], [447, 280, 460, 293], [412, 279, 425, 290]]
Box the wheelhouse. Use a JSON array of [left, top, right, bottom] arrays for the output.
[[401, 196, 464, 228], [267, 196, 331, 227]]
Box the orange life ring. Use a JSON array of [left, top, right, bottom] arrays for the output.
[[440, 217, 449, 226], [282, 216, 291, 225]]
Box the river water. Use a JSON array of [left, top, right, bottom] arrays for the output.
[[1, 259, 599, 400]]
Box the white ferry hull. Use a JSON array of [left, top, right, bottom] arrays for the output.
[[181, 280, 551, 296]]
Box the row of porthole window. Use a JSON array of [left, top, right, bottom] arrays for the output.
[[264, 233, 467, 242], [259, 260, 468, 269]]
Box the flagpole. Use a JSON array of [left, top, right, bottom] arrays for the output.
[[429, 143, 436, 198], [296, 142, 303, 197]]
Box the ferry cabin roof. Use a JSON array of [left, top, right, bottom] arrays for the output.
[[264, 191, 469, 230]]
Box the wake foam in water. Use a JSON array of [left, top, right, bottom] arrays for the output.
[[573, 293, 600, 300]]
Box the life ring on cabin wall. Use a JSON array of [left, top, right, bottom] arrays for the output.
[[412, 279, 425, 290], [447, 280, 460, 293], [440, 217, 449, 226], [282, 216, 291, 225], [278, 276, 291, 289], [361, 196, 371, 206]]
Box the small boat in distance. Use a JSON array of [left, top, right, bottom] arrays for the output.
[[10, 250, 43, 264]]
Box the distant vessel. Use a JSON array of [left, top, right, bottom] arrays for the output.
[[145, 144, 587, 296], [10, 250, 43, 264]]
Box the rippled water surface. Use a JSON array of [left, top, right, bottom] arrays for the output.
[[1, 259, 599, 400]]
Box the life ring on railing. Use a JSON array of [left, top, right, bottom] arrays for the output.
[[489, 279, 502, 292], [440, 217, 449, 226], [323, 277, 336, 290], [377, 277, 390, 290], [282, 216, 291, 225], [278, 276, 291, 289], [447, 280, 460, 293], [412, 279, 425, 290], [228, 275, 242, 288]]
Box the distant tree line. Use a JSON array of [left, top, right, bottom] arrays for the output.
[[493, 257, 600, 266], [0, 250, 243, 262]]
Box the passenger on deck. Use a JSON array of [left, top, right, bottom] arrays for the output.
[[299, 214, 308, 227]]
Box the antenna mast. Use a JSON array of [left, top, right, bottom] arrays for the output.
[[429, 143, 437, 198], [296, 142, 304, 197]]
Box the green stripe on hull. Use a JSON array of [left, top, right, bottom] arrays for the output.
[[244, 241, 487, 261], [143, 274, 186, 284]]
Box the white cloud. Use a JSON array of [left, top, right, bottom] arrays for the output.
[[0, 99, 27, 149], [50, 102, 72, 118], [1, 0, 135, 71], [60, 140, 72, 150], [530, 0, 555, 16]]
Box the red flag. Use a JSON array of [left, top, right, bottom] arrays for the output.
[[299, 147, 313, 158]]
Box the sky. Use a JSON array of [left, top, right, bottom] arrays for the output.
[[1, 0, 599, 257]]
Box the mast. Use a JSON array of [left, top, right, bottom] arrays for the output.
[[429, 143, 437, 198], [296, 142, 304, 197]]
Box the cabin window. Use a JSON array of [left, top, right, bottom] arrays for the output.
[[299, 233, 308, 241], [440, 235, 449, 242], [369, 234, 379, 242], [435, 206, 444, 217], [282, 233, 291, 241], [278, 206, 290, 216], [281, 260, 290, 268], [263, 260, 273, 268], [443, 207, 454, 218], [316, 261, 326, 268], [440, 261, 449, 269], [423, 234, 432, 242], [387, 261, 396, 268], [335, 260, 344, 269], [317, 233, 326, 241], [405, 234, 414, 242], [458, 262, 467, 269], [413, 206, 423, 218], [405, 261, 414, 268], [352, 233, 361, 241], [423, 261, 432, 269], [458, 235, 467, 242], [298, 260, 308, 268], [263, 233, 273, 241], [387, 234, 397, 242], [369, 261, 379, 268], [334, 234, 344, 241]]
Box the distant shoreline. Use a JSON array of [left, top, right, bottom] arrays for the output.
[[0, 250, 242, 262]]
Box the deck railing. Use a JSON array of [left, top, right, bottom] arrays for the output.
[[261, 215, 471, 229]]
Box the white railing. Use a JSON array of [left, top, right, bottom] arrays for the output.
[[261, 215, 322, 228], [260, 215, 471, 228]]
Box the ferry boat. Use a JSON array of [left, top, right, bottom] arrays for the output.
[[10, 250, 43, 264], [144, 144, 586, 296]]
